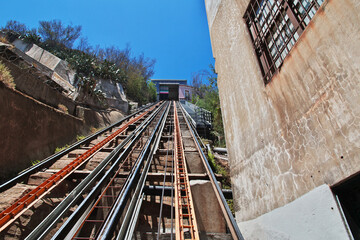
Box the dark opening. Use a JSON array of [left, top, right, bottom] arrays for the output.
[[332, 173, 360, 239], [159, 93, 169, 101], [168, 85, 179, 100]]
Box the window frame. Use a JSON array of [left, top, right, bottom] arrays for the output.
[[244, 0, 324, 84]]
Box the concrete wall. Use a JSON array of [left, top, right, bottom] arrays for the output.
[[238, 185, 350, 240], [205, 0, 360, 230], [0, 82, 84, 182], [0, 83, 125, 183], [12, 39, 76, 96], [0, 52, 77, 115]]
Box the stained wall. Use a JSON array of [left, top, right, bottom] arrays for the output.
[[205, 0, 360, 223]]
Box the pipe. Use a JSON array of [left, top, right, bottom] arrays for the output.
[[143, 185, 233, 199], [213, 147, 228, 154]]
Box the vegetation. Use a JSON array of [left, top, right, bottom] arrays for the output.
[[76, 135, 86, 141], [192, 64, 225, 147], [57, 104, 68, 114], [207, 149, 230, 186], [31, 159, 41, 166], [194, 66, 235, 214], [54, 144, 69, 153], [0, 60, 16, 89], [1, 20, 156, 105]]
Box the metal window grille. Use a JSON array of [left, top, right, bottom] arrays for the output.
[[244, 0, 324, 84]]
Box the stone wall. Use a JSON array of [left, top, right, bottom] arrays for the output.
[[205, 0, 360, 225]]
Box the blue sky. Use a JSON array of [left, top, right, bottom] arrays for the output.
[[0, 0, 214, 83]]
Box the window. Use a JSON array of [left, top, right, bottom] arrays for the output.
[[244, 0, 324, 84], [159, 85, 169, 93], [185, 90, 190, 100]]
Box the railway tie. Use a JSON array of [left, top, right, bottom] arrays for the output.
[[173, 101, 200, 240]]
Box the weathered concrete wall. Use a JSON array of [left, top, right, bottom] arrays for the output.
[[205, 0, 360, 226], [190, 180, 227, 234], [0, 82, 84, 182], [12, 39, 76, 95], [0, 53, 77, 115]]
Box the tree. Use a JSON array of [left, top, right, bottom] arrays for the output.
[[38, 20, 81, 48], [192, 64, 225, 146], [2, 20, 28, 36], [77, 37, 92, 54], [1, 18, 157, 105], [148, 81, 157, 102]]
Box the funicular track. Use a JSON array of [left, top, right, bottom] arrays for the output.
[[0, 101, 243, 240]]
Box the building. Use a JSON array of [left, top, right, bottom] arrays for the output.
[[205, 0, 360, 239], [151, 79, 194, 102]]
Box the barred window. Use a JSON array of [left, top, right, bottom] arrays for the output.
[[244, 0, 324, 84]]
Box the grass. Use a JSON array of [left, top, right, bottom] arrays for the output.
[[207, 148, 235, 215], [208, 150, 228, 180], [31, 159, 41, 166], [54, 144, 69, 153], [0, 60, 15, 89], [77, 135, 86, 141], [227, 199, 235, 216]]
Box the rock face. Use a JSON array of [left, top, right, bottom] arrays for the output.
[[205, 0, 360, 239], [96, 78, 128, 111]]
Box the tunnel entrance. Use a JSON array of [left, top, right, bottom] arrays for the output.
[[159, 83, 179, 101]]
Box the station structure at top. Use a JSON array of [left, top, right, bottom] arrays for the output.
[[150, 79, 194, 102], [151, 79, 212, 138]]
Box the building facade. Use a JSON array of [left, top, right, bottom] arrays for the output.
[[151, 79, 194, 102], [205, 0, 360, 239]]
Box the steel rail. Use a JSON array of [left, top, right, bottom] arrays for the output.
[[122, 192, 144, 240], [157, 106, 173, 239], [0, 103, 160, 231], [50, 102, 166, 240], [70, 140, 142, 239], [0, 103, 155, 192], [173, 101, 200, 240], [97, 102, 170, 240], [25, 102, 165, 240], [143, 185, 233, 199], [179, 103, 245, 240], [117, 102, 171, 240]]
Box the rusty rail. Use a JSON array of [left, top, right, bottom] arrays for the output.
[[173, 101, 200, 240], [179, 103, 244, 240]]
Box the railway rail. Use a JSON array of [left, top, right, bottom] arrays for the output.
[[0, 101, 244, 240]]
